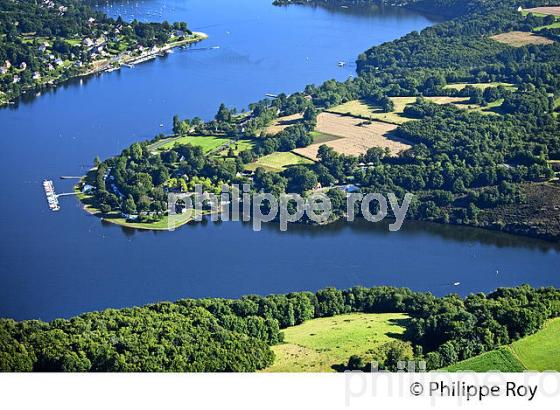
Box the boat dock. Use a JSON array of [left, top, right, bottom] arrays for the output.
[[43, 180, 60, 211], [43, 180, 79, 211]]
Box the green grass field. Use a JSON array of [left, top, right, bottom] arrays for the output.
[[264, 313, 410, 372], [445, 318, 560, 372], [245, 151, 313, 172], [309, 131, 342, 145], [534, 21, 560, 31], [445, 348, 526, 372], [148, 135, 230, 153]]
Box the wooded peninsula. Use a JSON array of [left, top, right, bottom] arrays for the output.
[[80, 0, 560, 241]]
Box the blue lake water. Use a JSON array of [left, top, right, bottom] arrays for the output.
[[0, 0, 558, 321]]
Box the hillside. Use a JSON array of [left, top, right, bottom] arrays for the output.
[[445, 318, 560, 371]]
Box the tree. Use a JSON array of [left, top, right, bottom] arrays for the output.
[[347, 355, 364, 370], [282, 166, 318, 194], [215, 103, 232, 123], [122, 195, 137, 215]]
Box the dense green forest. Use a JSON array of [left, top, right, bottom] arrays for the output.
[[84, 0, 560, 240], [0, 0, 192, 104], [1, 285, 558, 371]]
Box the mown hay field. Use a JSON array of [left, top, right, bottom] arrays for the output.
[[524, 6, 560, 17], [266, 113, 303, 135], [490, 31, 554, 47], [293, 112, 409, 159]]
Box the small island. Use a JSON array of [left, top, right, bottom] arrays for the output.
[[0, 0, 206, 105]]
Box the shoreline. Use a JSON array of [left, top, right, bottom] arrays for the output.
[[74, 183, 207, 231], [74, 181, 560, 242], [0, 32, 208, 107]]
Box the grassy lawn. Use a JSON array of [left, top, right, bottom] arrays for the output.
[[65, 38, 82, 46], [264, 313, 410, 372], [217, 138, 258, 157], [101, 210, 201, 231], [149, 135, 230, 153], [443, 82, 517, 91], [445, 318, 560, 372], [245, 151, 313, 172]]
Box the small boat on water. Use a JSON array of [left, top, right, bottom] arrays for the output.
[[453, 282, 461, 286]]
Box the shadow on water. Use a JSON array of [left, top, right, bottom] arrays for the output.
[[102, 212, 560, 253]]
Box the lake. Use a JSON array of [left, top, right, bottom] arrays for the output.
[[0, 0, 558, 321]]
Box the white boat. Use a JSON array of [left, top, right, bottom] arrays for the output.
[[453, 282, 461, 286]]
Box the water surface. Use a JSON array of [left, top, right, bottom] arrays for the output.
[[1, 0, 558, 321]]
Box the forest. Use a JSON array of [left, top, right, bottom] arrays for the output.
[[1, 285, 558, 372]]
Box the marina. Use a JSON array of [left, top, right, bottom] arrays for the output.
[[42, 180, 60, 211], [42, 180, 78, 211]]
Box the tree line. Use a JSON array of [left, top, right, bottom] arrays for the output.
[[1, 285, 558, 371]]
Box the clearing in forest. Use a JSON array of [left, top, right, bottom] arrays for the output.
[[244, 151, 313, 172], [328, 96, 472, 125], [293, 112, 409, 160], [490, 31, 554, 47], [264, 313, 410, 372], [266, 113, 304, 135]]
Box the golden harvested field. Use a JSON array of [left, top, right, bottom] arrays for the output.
[[265, 113, 303, 135], [524, 6, 560, 16], [490, 31, 554, 47], [293, 112, 409, 160]]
